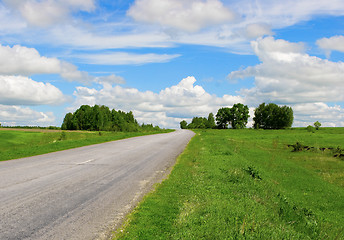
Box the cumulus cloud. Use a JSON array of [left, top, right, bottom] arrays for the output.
[[0, 44, 124, 85], [228, 37, 344, 105], [0, 44, 61, 75], [293, 102, 344, 127], [71, 76, 243, 128], [0, 104, 56, 126], [3, 0, 95, 27], [316, 35, 344, 57], [0, 75, 66, 105], [127, 0, 236, 32]]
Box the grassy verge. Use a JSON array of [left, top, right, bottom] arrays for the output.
[[0, 129, 173, 161], [115, 128, 344, 239]]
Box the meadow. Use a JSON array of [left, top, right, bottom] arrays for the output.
[[115, 128, 344, 239], [0, 129, 172, 161]]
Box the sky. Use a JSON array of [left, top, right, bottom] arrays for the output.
[[0, 0, 344, 128]]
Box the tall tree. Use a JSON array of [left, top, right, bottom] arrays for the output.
[[229, 103, 250, 129], [180, 120, 188, 129], [216, 107, 231, 129], [61, 113, 76, 130], [253, 103, 293, 129], [206, 113, 216, 129], [74, 105, 92, 130]]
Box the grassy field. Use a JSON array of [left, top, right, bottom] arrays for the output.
[[115, 128, 344, 239], [0, 129, 172, 161]]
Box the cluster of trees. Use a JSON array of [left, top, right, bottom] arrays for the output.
[[253, 103, 293, 129], [61, 105, 160, 132], [180, 113, 216, 129], [180, 103, 250, 129], [216, 103, 250, 129], [180, 102, 294, 130]]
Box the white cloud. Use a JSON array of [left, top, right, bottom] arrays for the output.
[[0, 44, 124, 85], [293, 102, 344, 127], [244, 23, 274, 39], [73, 52, 181, 65], [0, 104, 56, 126], [228, 37, 344, 105], [3, 0, 95, 27], [71, 76, 243, 128], [49, 25, 172, 50], [316, 35, 344, 57], [0, 3, 26, 34], [0, 44, 61, 75], [231, 0, 344, 29], [127, 0, 236, 32], [0, 75, 66, 105], [2, 0, 344, 53], [95, 75, 126, 85]]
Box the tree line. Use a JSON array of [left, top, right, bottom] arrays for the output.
[[180, 113, 216, 129], [180, 103, 293, 129], [61, 105, 161, 132]]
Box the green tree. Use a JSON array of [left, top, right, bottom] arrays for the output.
[[91, 105, 102, 131], [253, 103, 293, 129], [306, 125, 315, 133], [61, 112, 76, 130], [229, 103, 250, 129], [189, 117, 207, 129], [314, 121, 321, 130], [216, 107, 231, 129], [99, 105, 112, 131], [73, 105, 93, 130], [61, 105, 144, 132], [180, 120, 188, 129], [206, 113, 216, 129]]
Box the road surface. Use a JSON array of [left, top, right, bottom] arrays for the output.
[[0, 130, 195, 240]]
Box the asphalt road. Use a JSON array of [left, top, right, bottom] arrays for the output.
[[0, 130, 195, 240]]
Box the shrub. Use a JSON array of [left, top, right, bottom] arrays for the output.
[[306, 125, 316, 133], [58, 131, 67, 141], [244, 166, 262, 180], [292, 142, 304, 152]]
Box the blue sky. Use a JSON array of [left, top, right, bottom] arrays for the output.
[[0, 0, 344, 128]]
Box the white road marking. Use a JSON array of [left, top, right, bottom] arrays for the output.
[[76, 159, 95, 165]]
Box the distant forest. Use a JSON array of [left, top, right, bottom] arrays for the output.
[[61, 105, 161, 132]]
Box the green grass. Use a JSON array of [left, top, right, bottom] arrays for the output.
[[0, 129, 172, 161], [115, 128, 344, 239]]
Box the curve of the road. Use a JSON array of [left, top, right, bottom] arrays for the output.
[[0, 130, 195, 240]]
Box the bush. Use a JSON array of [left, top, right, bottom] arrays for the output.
[[58, 131, 67, 141], [306, 125, 316, 133], [291, 142, 304, 152], [244, 166, 262, 180]]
